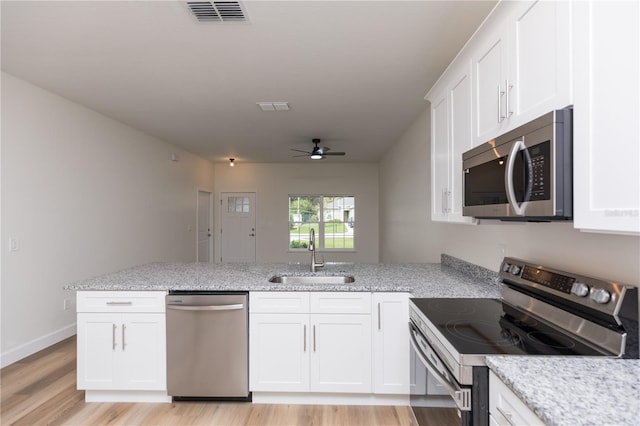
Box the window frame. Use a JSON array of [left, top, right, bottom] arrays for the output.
[[288, 195, 355, 252]]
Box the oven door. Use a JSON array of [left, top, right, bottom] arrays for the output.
[[409, 322, 471, 415]]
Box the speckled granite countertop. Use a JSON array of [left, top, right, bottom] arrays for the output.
[[64, 254, 501, 298], [486, 356, 640, 426]]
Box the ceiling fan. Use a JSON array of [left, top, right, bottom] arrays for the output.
[[291, 138, 346, 160]]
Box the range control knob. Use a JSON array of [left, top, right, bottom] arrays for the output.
[[570, 282, 590, 297], [591, 288, 611, 304], [509, 264, 522, 275], [502, 263, 511, 272]]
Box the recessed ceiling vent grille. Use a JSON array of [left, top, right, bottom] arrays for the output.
[[186, 1, 246, 22]]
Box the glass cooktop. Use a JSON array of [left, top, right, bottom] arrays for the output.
[[410, 298, 609, 357]]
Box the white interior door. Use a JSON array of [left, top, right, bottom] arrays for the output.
[[220, 192, 256, 263], [197, 190, 212, 263]]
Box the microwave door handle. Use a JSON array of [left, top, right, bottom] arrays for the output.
[[408, 323, 471, 411], [505, 140, 526, 216]]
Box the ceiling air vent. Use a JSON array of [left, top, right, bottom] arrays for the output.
[[186, 1, 246, 22]]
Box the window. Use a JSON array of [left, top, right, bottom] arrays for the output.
[[228, 196, 250, 213], [289, 195, 355, 250]]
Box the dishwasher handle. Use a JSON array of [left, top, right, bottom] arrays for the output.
[[167, 303, 244, 311]]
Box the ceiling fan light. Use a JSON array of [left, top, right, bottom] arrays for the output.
[[310, 153, 323, 160]]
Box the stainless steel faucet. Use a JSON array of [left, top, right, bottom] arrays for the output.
[[309, 228, 324, 272]]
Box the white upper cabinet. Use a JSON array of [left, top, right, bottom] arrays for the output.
[[508, 0, 572, 123], [472, 0, 572, 144], [473, 18, 508, 142], [430, 87, 450, 222], [428, 0, 572, 225], [572, 0, 640, 234], [428, 59, 477, 224]]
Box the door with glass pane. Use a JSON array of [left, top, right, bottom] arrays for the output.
[[220, 192, 256, 263]]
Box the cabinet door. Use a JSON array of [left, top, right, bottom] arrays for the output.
[[430, 90, 449, 222], [372, 293, 409, 394], [121, 313, 166, 390], [249, 313, 310, 392], [77, 313, 118, 389], [473, 24, 508, 143], [573, 0, 640, 234], [310, 314, 371, 393], [509, 0, 571, 124], [489, 371, 544, 425], [448, 62, 476, 223]]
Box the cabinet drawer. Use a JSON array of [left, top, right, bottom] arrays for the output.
[[77, 291, 166, 313], [310, 292, 371, 314], [250, 292, 309, 313]]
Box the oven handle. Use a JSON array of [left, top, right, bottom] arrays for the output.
[[408, 322, 471, 411]]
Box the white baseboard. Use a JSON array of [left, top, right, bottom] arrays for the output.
[[0, 323, 77, 368], [85, 390, 171, 403], [252, 392, 409, 406]]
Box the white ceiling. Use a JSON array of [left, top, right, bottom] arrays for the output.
[[1, 1, 496, 163]]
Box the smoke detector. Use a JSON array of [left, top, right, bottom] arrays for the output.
[[186, 2, 247, 22]]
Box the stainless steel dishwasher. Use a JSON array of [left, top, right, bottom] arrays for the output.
[[166, 291, 250, 400]]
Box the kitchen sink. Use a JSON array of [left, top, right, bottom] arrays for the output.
[[268, 275, 355, 284]]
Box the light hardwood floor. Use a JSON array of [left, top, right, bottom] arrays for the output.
[[1, 337, 459, 425]]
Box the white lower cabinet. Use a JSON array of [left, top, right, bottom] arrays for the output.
[[310, 313, 371, 393], [373, 292, 410, 394], [76, 291, 169, 402], [489, 371, 543, 426], [249, 312, 310, 392], [249, 291, 373, 394]]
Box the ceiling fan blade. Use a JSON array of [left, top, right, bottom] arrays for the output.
[[323, 152, 346, 156], [291, 148, 312, 154], [292, 154, 310, 158]]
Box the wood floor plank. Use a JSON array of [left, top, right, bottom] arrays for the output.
[[1, 336, 459, 426]]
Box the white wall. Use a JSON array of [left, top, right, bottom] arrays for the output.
[[213, 162, 379, 263], [380, 108, 640, 286], [379, 110, 443, 263], [1, 72, 215, 366]]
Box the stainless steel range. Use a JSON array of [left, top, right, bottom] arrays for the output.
[[409, 257, 639, 426]]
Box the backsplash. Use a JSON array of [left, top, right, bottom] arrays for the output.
[[441, 253, 501, 285]]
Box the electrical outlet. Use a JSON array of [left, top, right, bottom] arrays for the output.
[[9, 238, 19, 252], [63, 299, 71, 310]]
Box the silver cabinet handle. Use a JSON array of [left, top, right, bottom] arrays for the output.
[[166, 303, 244, 311], [505, 79, 513, 118], [112, 323, 117, 350], [122, 324, 126, 351], [498, 84, 505, 123], [377, 302, 381, 330], [496, 406, 516, 426], [313, 325, 316, 352], [106, 301, 133, 306], [303, 325, 307, 352], [442, 189, 449, 214]]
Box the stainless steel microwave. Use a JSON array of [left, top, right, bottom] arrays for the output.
[[462, 107, 572, 221]]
